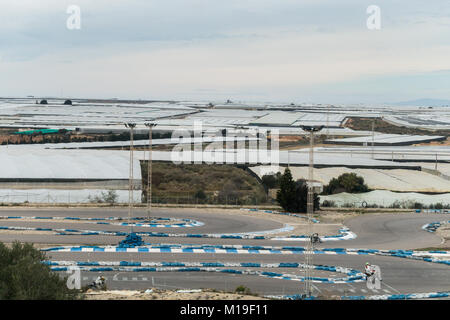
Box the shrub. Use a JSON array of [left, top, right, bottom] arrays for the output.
[[261, 173, 280, 190], [194, 190, 207, 202], [323, 173, 369, 195], [87, 190, 118, 204], [234, 285, 252, 295], [0, 242, 81, 299], [321, 200, 336, 207], [103, 190, 118, 204], [413, 202, 423, 209]]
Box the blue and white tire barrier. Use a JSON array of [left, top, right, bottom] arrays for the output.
[[422, 221, 449, 233], [0, 221, 356, 242], [0, 215, 204, 228], [416, 209, 450, 214], [271, 227, 356, 242], [42, 244, 450, 265], [242, 208, 320, 223], [44, 260, 365, 284], [267, 291, 450, 300], [0, 225, 355, 242]]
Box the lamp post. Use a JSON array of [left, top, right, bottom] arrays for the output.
[[124, 123, 136, 233], [300, 125, 323, 298], [144, 122, 156, 221]]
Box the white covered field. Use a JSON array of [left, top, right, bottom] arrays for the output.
[[320, 190, 450, 208], [251, 166, 450, 193], [0, 189, 141, 204]]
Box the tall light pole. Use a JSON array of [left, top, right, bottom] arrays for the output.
[[124, 123, 136, 233], [300, 125, 323, 298], [371, 118, 375, 160], [144, 122, 156, 221]]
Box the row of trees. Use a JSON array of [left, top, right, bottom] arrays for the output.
[[263, 169, 369, 213]]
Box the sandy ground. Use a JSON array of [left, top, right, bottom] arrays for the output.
[[415, 137, 450, 146], [0, 230, 54, 235], [84, 288, 268, 300]]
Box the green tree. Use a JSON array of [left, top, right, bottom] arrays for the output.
[[0, 242, 81, 300], [292, 179, 320, 213], [276, 168, 320, 213], [194, 189, 207, 203], [323, 173, 369, 195], [276, 168, 297, 212], [261, 173, 281, 190]]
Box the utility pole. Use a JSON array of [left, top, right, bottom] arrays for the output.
[[326, 105, 330, 138], [144, 122, 156, 220], [124, 123, 136, 233], [300, 125, 323, 298], [371, 118, 375, 159]]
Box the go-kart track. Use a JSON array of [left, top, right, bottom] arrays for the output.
[[0, 207, 449, 300]]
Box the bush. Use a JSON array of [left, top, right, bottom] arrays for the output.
[[88, 190, 118, 204], [321, 200, 336, 207], [194, 190, 207, 202], [102, 190, 118, 204], [234, 285, 252, 295], [413, 202, 423, 209], [323, 173, 369, 195], [0, 242, 81, 299], [261, 173, 281, 190]]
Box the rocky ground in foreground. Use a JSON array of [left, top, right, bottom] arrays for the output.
[[84, 288, 268, 300]]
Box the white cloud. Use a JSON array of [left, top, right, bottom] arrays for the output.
[[0, 0, 449, 102]]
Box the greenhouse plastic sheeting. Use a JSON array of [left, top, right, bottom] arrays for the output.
[[0, 149, 141, 180]]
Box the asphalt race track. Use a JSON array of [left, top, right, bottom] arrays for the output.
[[0, 207, 449, 299]]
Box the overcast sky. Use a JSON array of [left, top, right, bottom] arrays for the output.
[[1, 0, 450, 104]]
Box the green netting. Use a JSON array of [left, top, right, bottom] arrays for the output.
[[13, 129, 69, 135]]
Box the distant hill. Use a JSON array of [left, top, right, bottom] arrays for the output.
[[392, 98, 450, 107]]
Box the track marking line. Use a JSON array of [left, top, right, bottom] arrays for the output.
[[312, 284, 322, 295], [382, 281, 402, 294]]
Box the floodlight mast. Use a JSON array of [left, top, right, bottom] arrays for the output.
[[124, 123, 136, 233], [300, 125, 323, 298], [144, 122, 156, 221]]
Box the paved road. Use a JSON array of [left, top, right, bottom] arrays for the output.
[[1, 208, 449, 298], [339, 213, 447, 250]]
